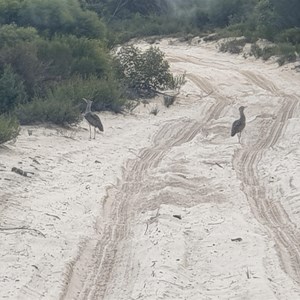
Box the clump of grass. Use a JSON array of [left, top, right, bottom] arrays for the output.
[[163, 95, 176, 108], [149, 105, 159, 116], [219, 39, 247, 54], [0, 114, 20, 144]]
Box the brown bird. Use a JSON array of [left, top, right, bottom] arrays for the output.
[[231, 106, 246, 143], [82, 98, 104, 139]]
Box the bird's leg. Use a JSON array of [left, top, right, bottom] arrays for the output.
[[238, 132, 241, 144], [94, 127, 96, 139], [89, 124, 92, 140]]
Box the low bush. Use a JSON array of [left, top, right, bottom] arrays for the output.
[[15, 97, 81, 125], [0, 64, 28, 114], [0, 114, 20, 144], [115, 45, 180, 98], [14, 75, 126, 125], [219, 39, 247, 54]]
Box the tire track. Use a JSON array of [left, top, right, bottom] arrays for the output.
[[186, 73, 230, 121], [234, 96, 300, 285], [62, 118, 204, 299]]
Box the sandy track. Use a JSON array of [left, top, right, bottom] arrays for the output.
[[62, 40, 300, 299], [1, 38, 300, 299]]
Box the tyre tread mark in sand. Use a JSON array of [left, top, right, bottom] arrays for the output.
[[61, 118, 206, 299], [235, 96, 300, 285]]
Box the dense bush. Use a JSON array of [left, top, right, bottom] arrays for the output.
[[0, 0, 107, 39], [15, 97, 81, 125], [14, 75, 125, 125], [0, 24, 39, 47], [0, 114, 20, 143], [115, 45, 176, 98], [0, 64, 28, 114], [219, 38, 248, 54], [37, 35, 111, 79]]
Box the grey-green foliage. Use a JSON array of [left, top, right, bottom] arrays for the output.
[[19, 0, 106, 38], [0, 64, 27, 114], [0, 0, 23, 24], [0, 114, 20, 144], [15, 97, 81, 125], [37, 35, 110, 79], [0, 24, 39, 48], [15, 75, 125, 125], [116, 45, 175, 98], [0, 0, 106, 39]]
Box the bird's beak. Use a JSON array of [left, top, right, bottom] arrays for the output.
[[82, 98, 87, 103]]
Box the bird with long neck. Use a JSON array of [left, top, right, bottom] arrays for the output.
[[82, 98, 104, 139], [231, 106, 246, 143]]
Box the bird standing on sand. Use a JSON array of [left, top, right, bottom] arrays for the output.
[[231, 106, 246, 143], [82, 98, 104, 139]]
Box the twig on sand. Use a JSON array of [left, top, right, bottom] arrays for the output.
[[45, 213, 61, 220], [208, 219, 224, 225], [215, 162, 224, 169], [246, 267, 250, 279], [0, 226, 46, 237], [144, 208, 160, 235]]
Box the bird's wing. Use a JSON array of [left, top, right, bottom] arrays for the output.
[[85, 113, 104, 132], [231, 119, 242, 136]]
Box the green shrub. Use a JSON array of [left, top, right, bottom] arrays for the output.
[[0, 64, 28, 114], [15, 75, 126, 125], [48, 76, 126, 113], [219, 39, 247, 54], [115, 45, 177, 98], [0, 24, 39, 48], [0, 41, 45, 98], [0, 114, 20, 144], [163, 95, 176, 108], [276, 43, 297, 66], [277, 28, 300, 45], [18, 0, 106, 39], [15, 96, 81, 125], [37, 35, 110, 79]]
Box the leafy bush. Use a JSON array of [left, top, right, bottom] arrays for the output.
[[0, 114, 20, 144], [219, 38, 247, 54], [0, 41, 45, 98], [48, 76, 126, 113], [115, 45, 176, 98], [14, 75, 125, 125], [18, 0, 106, 39], [163, 94, 177, 108], [37, 35, 111, 80], [276, 28, 300, 45], [15, 97, 81, 125], [0, 24, 39, 48], [276, 43, 297, 66], [0, 0, 23, 25], [0, 64, 28, 114]]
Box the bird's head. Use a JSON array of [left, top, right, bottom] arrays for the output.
[[239, 106, 247, 112]]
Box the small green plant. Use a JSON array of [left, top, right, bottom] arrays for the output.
[[115, 45, 182, 98], [163, 94, 176, 108], [276, 43, 297, 66], [0, 64, 28, 114], [219, 39, 247, 54], [149, 105, 159, 116], [14, 97, 81, 125], [0, 114, 20, 144]]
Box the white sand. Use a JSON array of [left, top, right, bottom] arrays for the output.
[[1, 38, 300, 299]]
